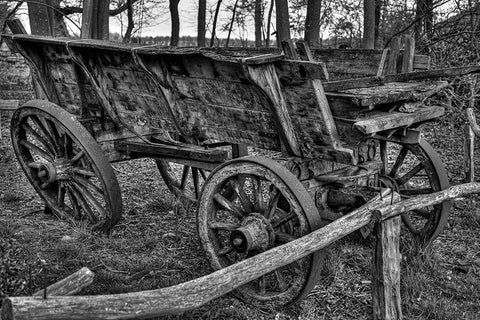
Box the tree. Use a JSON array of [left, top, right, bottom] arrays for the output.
[[81, 0, 110, 40], [28, 0, 68, 36], [198, 0, 206, 46], [210, 0, 222, 46], [254, 0, 263, 47], [169, 0, 180, 45], [275, 0, 291, 46], [363, 0, 375, 48], [415, 0, 434, 44], [305, 0, 321, 47]]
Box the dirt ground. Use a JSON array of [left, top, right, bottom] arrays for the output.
[[0, 110, 479, 319]]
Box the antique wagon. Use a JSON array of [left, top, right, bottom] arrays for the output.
[[3, 33, 472, 308]]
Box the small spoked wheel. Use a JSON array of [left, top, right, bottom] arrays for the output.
[[11, 100, 122, 232], [197, 156, 324, 308], [156, 159, 209, 206], [377, 138, 450, 247]]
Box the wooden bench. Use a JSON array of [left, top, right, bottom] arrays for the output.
[[0, 99, 19, 140]]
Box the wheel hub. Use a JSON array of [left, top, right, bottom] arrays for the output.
[[37, 159, 74, 183], [230, 213, 274, 253]]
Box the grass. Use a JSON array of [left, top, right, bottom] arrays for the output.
[[0, 113, 479, 319]]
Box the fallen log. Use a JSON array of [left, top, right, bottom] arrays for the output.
[[2, 182, 480, 320], [32, 267, 95, 297], [0, 190, 394, 320]]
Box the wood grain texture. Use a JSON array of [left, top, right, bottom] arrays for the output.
[[401, 36, 415, 73], [32, 267, 94, 297], [372, 215, 403, 320], [387, 37, 401, 75]]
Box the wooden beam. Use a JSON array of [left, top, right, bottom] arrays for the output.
[[372, 215, 403, 320], [5, 19, 27, 34], [32, 267, 94, 297], [387, 37, 401, 75], [401, 36, 415, 73]]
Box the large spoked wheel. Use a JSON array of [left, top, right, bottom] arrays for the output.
[[197, 156, 324, 308], [11, 100, 122, 232], [377, 138, 450, 247]]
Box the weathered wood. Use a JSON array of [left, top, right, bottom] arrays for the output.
[[387, 37, 401, 75], [5, 19, 27, 35], [372, 215, 403, 320], [352, 106, 445, 134], [464, 124, 475, 183], [0, 100, 19, 111], [377, 49, 389, 77], [327, 81, 449, 108], [243, 62, 302, 156], [0, 190, 395, 320], [466, 107, 480, 137], [32, 267, 95, 297], [401, 36, 415, 73], [281, 40, 299, 60], [114, 140, 229, 163]]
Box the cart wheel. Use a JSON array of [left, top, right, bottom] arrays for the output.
[[197, 156, 324, 308], [11, 100, 122, 232], [378, 138, 450, 247]]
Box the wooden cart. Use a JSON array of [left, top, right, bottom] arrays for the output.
[[3, 34, 477, 308]]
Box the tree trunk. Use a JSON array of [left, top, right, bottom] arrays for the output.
[[81, 0, 110, 40], [122, 0, 134, 43], [363, 0, 375, 49], [226, 0, 240, 48], [27, 0, 53, 35], [266, 0, 274, 47], [210, 0, 223, 47], [374, 0, 382, 48], [275, 0, 290, 47], [415, 0, 433, 45], [197, 0, 206, 46], [304, 0, 321, 47], [254, 0, 263, 47], [169, 0, 181, 46]]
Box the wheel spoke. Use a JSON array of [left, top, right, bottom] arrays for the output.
[[401, 214, 420, 235], [71, 150, 86, 164], [72, 167, 96, 177], [67, 183, 98, 223], [218, 246, 234, 256], [21, 123, 56, 156], [275, 231, 296, 243], [258, 276, 266, 295], [272, 210, 297, 228], [213, 193, 244, 219], [71, 181, 107, 218], [72, 175, 104, 197], [43, 118, 61, 153], [199, 169, 207, 180], [266, 187, 280, 219], [20, 140, 54, 162], [389, 146, 408, 178], [253, 176, 264, 213], [63, 133, 73, 159], [230, 178, 254, 213], [209, 222, 241, 230], [180, 166, 190, 190], [66, 185, 82, 219], [27, 161, 43, 169], [192, 168, 200, 199], [57, 182, 66, 208], [396, 163, 424, 186], [29, 115, 59, 155], [275, 270, 287, 292]]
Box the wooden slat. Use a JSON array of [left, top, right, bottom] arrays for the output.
[[402, 36, 415, 73], [0, 100, 19, 110], [243, 62, 302, 156], [114, 140, 228, 163], [387, 37, 401, 75], [6, 19, 27, 34], [352, 106, 445, 134]]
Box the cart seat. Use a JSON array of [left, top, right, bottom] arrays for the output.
[[326, 81, 449, 109]]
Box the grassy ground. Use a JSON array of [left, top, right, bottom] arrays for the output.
[[0, 110, 479, 319]]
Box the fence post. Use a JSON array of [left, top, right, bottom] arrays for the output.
[[372, 215, 403, 320]]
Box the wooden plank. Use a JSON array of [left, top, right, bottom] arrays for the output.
[[387, 37, 401, 75], [377, 49, 389, 77], [372, 216, 403, 320], [0, 100, 19, 110], [323, 65, 480, 92], [281, 40, 299, 60], [352, 106, 445, 134], [6, 19, 27, 34], [401, 36, 415, 73], [32, 267, 94, 297], [243, 62, 302, 156], [464, 124, 475, 182], [327, 81, 449, 108], [114, 140, 229, 163]]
